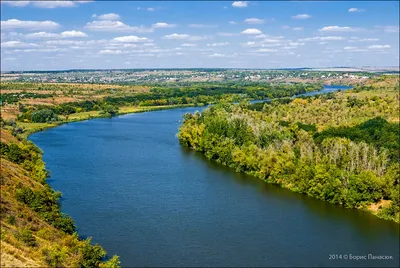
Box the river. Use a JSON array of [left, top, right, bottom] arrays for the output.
[[29, 86, 399, 267]]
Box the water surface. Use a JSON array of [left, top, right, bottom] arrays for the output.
[[30, 86, 399, 267]]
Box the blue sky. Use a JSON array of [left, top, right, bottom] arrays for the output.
[[1, 1, 399, 71]]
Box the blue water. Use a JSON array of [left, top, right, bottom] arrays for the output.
[[30, 86, 399, 267]]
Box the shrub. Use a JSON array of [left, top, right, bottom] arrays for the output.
[[31, 109, 58, 123], [15, 228, 37, 247]]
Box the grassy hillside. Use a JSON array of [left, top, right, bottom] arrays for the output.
[[0, 129, 120, 267]]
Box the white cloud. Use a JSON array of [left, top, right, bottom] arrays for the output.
[[218, 32, 239, 37], [85, 20, 153, 33], [25, 32, 59, 39], [292, 14, 311, 20], [163, 34, 190, 40], [348, 37, 379, 42], [112, 35, 150, 43], [2, 0, 92, 8], [292, 27, 303, 31], [93, 13, 121, 21], [12, 48, 67, 53], [229, 21, 237, 25], [241, 28, 262, 35], [1, 19, 60, 30], [153, 22, 175, 28], [163, 33, 205, 41], [368, 45, 391, 49], [1, 41, 38, 48], [344, 46, 358, 50], [319, 26, 358, 32], [182, 43, 197, 47], [2, 1, 30, 7], [348, 8, 365, 12], [244, 18, 264, 24], [289, 42, 304, 46], [207, 42, 229, 47], [299, 36, 344, 41], [32, 1, 76, 8], [24, 30, 87, 39], [188, 24, 217, 28], [255, 48, 278, 52], [60, 30, 87, 38], [99, 49, 127, 55], [375, 26, 399, 33], [261, 38, 281, 43], [208, 53, 226, 57], [232, 1, 247, 8]]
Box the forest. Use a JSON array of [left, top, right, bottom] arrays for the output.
[[178, 77, 399, 222], [6, 82, 322, 123]]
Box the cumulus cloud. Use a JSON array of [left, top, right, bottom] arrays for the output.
[[344, 46, 358, 50], [299, 36, 344, 41], [60, 31, 88, 38], [375, 26, 399, 33], [207, 42, 229, 47], [153, 22, 175, 28], [2, 1, 30, 7], [292, 27, 303, 31], [163, 33, 205, 41], [188, 24, 217, 28], [85, 20, 153, 33], [92, 13, 121, 21], [181, 43, 197, 47], [348, 37, 379, 42], [99, 49, 127, 55], [1, 19, 60, 30], [208, 53, 225, 57], [254, 48, 278, 52], [241, 28, 262, 35], [368, 45, 391, 49], [292, 14, 311, 20], [112, 35, 150, 43], [244, 18, 264, 24], [1, 40, 38, 48], [348, 8, 365, 12], [232, 1, 247, 8], [24, 30, 87, 39], [32, 1, 77, 8], [319, 26, 358, 32], [2, 1, 91, 8], [218, 32, 239, 37]]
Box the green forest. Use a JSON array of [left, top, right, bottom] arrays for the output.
[[178, 82, 399, 222], [11, 83, 322, 123]]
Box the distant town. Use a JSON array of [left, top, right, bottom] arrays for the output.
[[2, 67, 398, 85]]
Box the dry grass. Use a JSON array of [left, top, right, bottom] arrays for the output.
[[367, 199, 392, 214]]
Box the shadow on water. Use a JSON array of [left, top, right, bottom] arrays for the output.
[[180, 146, 400, 239]]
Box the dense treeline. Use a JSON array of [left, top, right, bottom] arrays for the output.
[[13, 83, 322, 123], [178, 87, 399, 222]]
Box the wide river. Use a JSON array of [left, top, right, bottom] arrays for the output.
[[30, 86, 399, 267]]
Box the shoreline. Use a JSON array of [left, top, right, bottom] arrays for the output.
[[21, 103, 200, 138]]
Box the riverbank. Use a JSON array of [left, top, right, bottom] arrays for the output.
[[178, 78, 399, 223], [29, 87, 399, 267], [13, 104, 198, 138]]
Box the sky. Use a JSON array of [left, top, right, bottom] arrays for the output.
[[1, 1, 399, 71]]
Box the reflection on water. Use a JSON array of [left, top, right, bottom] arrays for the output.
[[182, 146, 400, 239]]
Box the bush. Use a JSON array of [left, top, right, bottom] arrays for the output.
[[31, 109, 58, 123], [15, 228, 37, 247]]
